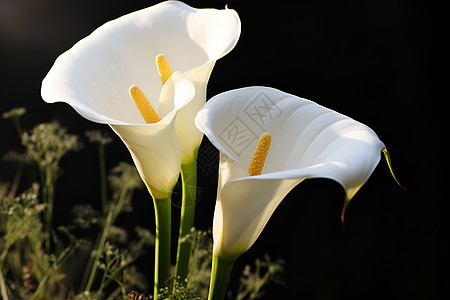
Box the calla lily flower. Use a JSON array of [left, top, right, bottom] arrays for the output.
[[41, 3, 240, 295], [195, 86, 386, 262], [41, 0, 241, 197]]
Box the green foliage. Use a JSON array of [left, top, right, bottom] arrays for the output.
[[109, 162, 145, 199], [2, 107, 26, 136], [158, 279, 202, 300], [21, 120, 83, 253], [22, 121, 82, 170], [2, 107, 26, 119], [185, 229, 213, 299], [0, 184, 42, 258], [85, 129, 113, 146], [1, 107, 285, 299], [234, 255, 285, 300], [69, 204, 100, 230]]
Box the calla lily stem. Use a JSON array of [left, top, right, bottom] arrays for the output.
[[153, 196, 172, 299], [174, 160, 198, 283], [208, 254, 235, 300]]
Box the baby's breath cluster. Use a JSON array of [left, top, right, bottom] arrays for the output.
[[235, 254, 285, 300], [2, 107, 26, 135], [85, 129, 113, 146], [109, 162, 144, 194], [158, 278, 202, 300], [0, 184, 42, 251], [2, 107, 26, 120], [22, 122, 82, 169]]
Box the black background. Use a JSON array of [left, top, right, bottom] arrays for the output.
[[0, 0, 448, 299]]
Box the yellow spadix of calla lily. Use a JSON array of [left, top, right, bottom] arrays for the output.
[[155, 54, 173, 86], [248, 133, 271, 176], [129, 85, 161, 124]]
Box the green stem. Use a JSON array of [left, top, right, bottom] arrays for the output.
[[153, 196, 172, 299], [98, 144, 108, 216], [208, 254, 235, 300], [0, 267, 8, 300], [29, 245, 74, 300], [13, 116, 23, 137], [83, 200, 115, 292], [44, 167, 55, 253], [8, 162, 23, 198], [174, 161, 197, 283], [80, 181, 129, 292], [0, 249, 8, 268]]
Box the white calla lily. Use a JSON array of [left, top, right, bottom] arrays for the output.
[[41, 3, 240, 295], [108, 72, 195, 199], [41, 0, 241, 194], [195, 86, 386, 261]]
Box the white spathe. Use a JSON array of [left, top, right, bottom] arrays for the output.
[[195, 86, 385, 261], [41, 1, 241, 197], [109, 72, 195, 199]]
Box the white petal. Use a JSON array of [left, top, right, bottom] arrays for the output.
[[158, 71, 195, 122], [196, 86, 385, 199], [196, 86, 385, 259], [178, 3, 240, 163], [178, 61, 216, 163], [212, 152, 300, 261], [41, 1, 240, 126], [110, 72, 194, 200], [110, 122, 180, 200]]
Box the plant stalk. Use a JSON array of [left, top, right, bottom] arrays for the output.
[[174, 161, 197, 283], [44, 167, 55, 253], [81, 182, 129, 292], [83, 200, 115, 292], [98, 144, 108, 216], [208, 254, 235, 300], [0, 267, 8, 300], [13, 116, 23, 137]]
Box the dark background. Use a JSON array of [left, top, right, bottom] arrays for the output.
[[0, 0, 448, 299]]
